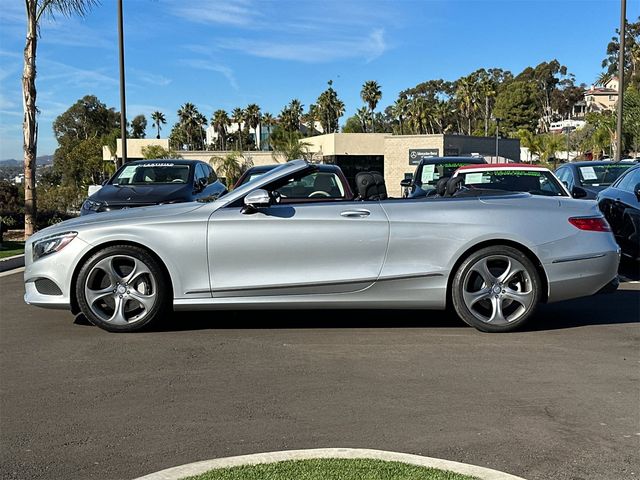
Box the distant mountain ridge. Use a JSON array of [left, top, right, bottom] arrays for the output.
[[0, 155, 53, 167]]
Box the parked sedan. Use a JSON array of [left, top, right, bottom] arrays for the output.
[[555, 161, 635, 199], [597, 164, 640, 260], [81, 159, 226, 215], [400, 156, 487, 198], [25, 160, 619, 334], [453, 164, 570, 196]]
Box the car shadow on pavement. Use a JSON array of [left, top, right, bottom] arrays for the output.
[[72, 289, 639, 333]]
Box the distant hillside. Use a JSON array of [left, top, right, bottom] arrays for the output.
[[0, 155, 53, 167]]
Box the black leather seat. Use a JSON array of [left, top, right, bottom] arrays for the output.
[[355, 171, 387, 200]]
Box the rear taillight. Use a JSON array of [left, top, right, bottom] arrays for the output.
[[568, 216, 611, 232]]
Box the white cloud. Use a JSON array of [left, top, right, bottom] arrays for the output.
[[130, 69, 172, 87], [218, 29, 387, 63], [171, 0, 259, 27], [180, 59, 239, 91]]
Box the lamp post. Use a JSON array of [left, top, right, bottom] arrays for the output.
[[615, 0, 626, 162], [494, 116, 501, 161], [117, 0, 127, 167]]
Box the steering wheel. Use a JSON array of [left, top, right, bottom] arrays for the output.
[[309, 191, 331, 198]]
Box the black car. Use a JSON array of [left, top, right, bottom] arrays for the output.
[[597, 164, 640, 260], [400, 156, 487, 198], [555, 161, 636, 199], [81, 159, 227, 215]]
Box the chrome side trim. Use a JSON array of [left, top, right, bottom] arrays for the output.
[[185, 272, 444, 295], [551, 253, 608, 264]]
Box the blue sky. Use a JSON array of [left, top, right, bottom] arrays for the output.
[[0, 0, 636, 160]]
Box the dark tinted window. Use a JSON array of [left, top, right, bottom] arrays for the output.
[[195, 164, 207, 182], [416, 161, 481, 188], [616, 168, 640, 193]]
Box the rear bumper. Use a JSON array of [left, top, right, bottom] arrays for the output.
[[545, 250, 620, 303], [595, 276, 620, 295]]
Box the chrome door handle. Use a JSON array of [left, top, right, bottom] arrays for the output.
[[340, 209, 370, 218]]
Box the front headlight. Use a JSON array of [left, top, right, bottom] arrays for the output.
[[32, 232, 77, 262], [82, 199, 103, 211]]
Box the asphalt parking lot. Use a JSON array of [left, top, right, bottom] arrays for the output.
[[1, 270, 639, 480]]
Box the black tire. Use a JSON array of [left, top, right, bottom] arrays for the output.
[[75, 245, 170, 332], [451, 245, 541, 333]]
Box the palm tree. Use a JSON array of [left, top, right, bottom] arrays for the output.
[[392, 97, 409, 135], [211, 109, 230, 150], [231, 107, 245, 150], [316, 81, 345, 134], [177, 102, 201, 150], [210, 152, 249, 188], [245, 103, 261, 149], [455, 75, 480, 135], [355, 107, 370, 133], [360, 80, 382, 133], [22, 0, 98, 238], [151, 111, 166, 139], [195, 112, 207, 149]]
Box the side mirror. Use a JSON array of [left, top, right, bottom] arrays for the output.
[[571, 186, 587, 199], [242, 188, 271, 213], [634, 183, 640, 202], [400, 178, 412, 188]]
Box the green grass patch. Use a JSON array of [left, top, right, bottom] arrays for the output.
[[0, 241, 24, 259], [182, 458, 479, 480]]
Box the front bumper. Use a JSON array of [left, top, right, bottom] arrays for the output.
[[23, 236, 90, 310]]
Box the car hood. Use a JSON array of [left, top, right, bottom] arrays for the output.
[[29, 202, 206, 242], [90, 183, 191, 204]]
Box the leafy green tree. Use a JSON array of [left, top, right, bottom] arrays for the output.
[[130, 114, 147, 139], [493, 80, 540, 135], [602, 17, 640, 89], [245, 104, 261, 149], [53, 95, 119, 143], [622, 86, 640, 154], [151, 111, 166, 139], [141, 145, 182, 159], [342, 115, 365, 133], [392, 96, 409, 135], [360, 80, 382, 132]]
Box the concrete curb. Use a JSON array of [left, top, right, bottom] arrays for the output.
[[0, 253, 24, 262], [133, 448, 527, 480], [0, 266, 24, 278]]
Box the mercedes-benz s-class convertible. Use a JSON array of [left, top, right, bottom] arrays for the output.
[[24, 160, 620, 333]]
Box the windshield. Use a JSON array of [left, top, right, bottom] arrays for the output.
[[238, 170, 275, 187], [459, 169, 567, 196], [417, 162, 479, 188], [577, 164, 633, 187], [111, 163, 191, 185]]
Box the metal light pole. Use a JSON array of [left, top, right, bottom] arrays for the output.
[[494, 117, 501, 160], [615, 0, 626, 161], [117, 0, 127, 167]]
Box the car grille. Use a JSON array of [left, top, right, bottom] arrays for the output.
[[99, 203, 157, 212]]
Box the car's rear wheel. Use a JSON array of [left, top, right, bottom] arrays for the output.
[[451, 246, 541, 332], [76, 245, 169, 332]]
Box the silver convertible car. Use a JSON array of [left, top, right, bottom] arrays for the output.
[[24, 160, 620, 333]]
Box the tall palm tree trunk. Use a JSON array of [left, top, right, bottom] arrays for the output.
[[23, 5, 38, 238], [484, 96, 489, 137]]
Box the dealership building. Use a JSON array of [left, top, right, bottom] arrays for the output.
[[104, 133, 520, 197]]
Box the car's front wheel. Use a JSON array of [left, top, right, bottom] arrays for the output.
[[451, 246, 541, 332], [76, 245, 170, 332]]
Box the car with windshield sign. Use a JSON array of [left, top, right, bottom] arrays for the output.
[[81, 159, 226, 215], [554, 161, 635, 200], [400, 156, 487, 198], [452, 163, 570, 197]]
